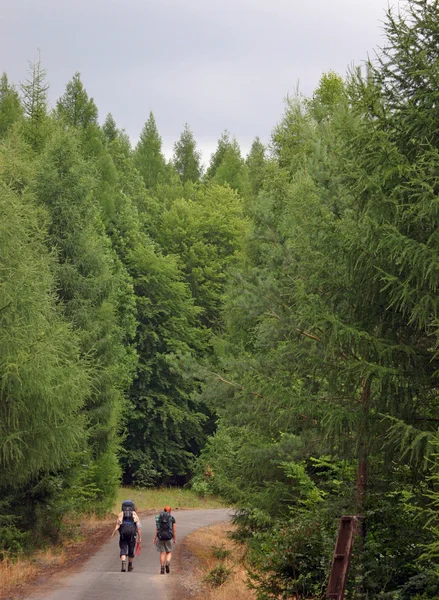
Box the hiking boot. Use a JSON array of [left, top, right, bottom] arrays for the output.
[[165, 564, 170, 573], [121, 561, 126, 572], [160, 566, 165, 574], [128, 563, 133, 572]]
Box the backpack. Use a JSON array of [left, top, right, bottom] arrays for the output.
[[120, 500, 137, 538], [157, 511, 173, 541]]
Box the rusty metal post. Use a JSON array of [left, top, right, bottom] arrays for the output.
[[326, 516, 359, 600]]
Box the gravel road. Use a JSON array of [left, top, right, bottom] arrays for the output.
[[22, 508, 232, 600]]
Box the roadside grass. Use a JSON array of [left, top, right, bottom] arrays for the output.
[[114, 487, 227, 513], [0, 545, 74, 599], [179, 521, 256, 600], [0, 556, 39, 596]]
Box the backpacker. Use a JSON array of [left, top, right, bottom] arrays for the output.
[[120, 500, 137, 538], [157, 511, 173, 541]]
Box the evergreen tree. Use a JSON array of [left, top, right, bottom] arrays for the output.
[[56, 72, 98, 128], [172, 123, 201, 183], [0, 73, 23, 139], [103, 113, 118, 144], [205, 130, 231, 180], [205, 132, 250, 196], [20, 56, 50, 150], [34, 126, 131, 506], [246, 136, 267, 196], [133, 112, 167, 188], [0, 174, 89, 486]]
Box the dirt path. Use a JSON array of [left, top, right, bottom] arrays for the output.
[[18, 509, 231, 600]]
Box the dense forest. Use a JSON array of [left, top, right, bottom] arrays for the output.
[[3, 1, 439, 597]]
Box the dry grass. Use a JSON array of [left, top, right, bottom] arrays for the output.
[[0, 516, 111, 599], [0, 547, 70, 598], [0, 556, 39, 594], [180, 522, 256, 600]]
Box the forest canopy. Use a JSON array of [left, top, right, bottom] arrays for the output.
[[2, 2, 439, 597]]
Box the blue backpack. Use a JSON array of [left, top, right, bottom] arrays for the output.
[[120, 500, 137, 538]]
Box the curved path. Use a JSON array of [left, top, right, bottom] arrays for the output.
[[23, 508, 232, 600]]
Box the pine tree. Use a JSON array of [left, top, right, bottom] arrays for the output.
[[172, 123, 201, 183], [205, 130, 231, 180], [34, 126, 130, 505], [56, 72, 98, 128], [246, 137, 267, 196], [20, 56, 50, 150], [206, 132, 250, 196], [0, 73, 23, 139], [133, 112, 167, 188], [103, 113, 118, 144], [0, 174, 89, 486]]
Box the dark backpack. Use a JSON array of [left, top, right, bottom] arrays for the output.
[[120, 500, 137, 538], [157, 511, 173, 541]]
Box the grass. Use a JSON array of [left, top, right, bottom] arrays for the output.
[[114, 487, 227, 513], [180, 522, 256, 600]]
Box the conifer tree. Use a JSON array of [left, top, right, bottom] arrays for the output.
[[103, 113, 118, 144], [133, 112, 167, 188], [0, 176, 89, 486], [246, 136, 267, 196], [172, 123, 201, 183], [56, 72, 98, 128], [20, 56, 50, 150], [205, 132, 250, 196], [34, 126, 130, 504], [0, 73, 23, 138], [205, 130, 231, 180]]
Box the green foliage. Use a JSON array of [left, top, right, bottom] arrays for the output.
[[193, 2, 439, 596], [0, 499, 31, 558], [156, 184, 248, 330], [0, 73, 23, 139], [20, 56, 51, 150], [205, 131, 250, 197], [122, 241, 209, 482], [133, 112, 167, 188], [0, 179, 89, 486], [173, 123, 201, 183], [246, 513, 332, 600], [246, 137, 267, 197], [56, 72, 98, 128], [205, 563, 231, 587], [212, 543, 232, 560], [308, 70, 346, 120]]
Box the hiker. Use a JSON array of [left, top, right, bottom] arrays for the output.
[[153, 506, 176, 574], [112, 499, 142, 572]]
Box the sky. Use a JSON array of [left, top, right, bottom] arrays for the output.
[[1, 0, 403, 166]]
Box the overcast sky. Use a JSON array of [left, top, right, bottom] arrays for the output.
[[1, 0, 403, 165]]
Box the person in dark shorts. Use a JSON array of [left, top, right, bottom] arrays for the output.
[[112, 500, 141, 572], [153, 506, 176, 574]]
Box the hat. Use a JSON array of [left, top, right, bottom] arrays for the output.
[[164, 506, 171, 512]]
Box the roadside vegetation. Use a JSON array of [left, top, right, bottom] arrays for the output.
[[177, 522, 255, 600]]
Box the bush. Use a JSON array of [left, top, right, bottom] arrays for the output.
[[205, 564, 232, 587]]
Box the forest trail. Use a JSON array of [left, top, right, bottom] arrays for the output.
[[20, 508, 231, 600]]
